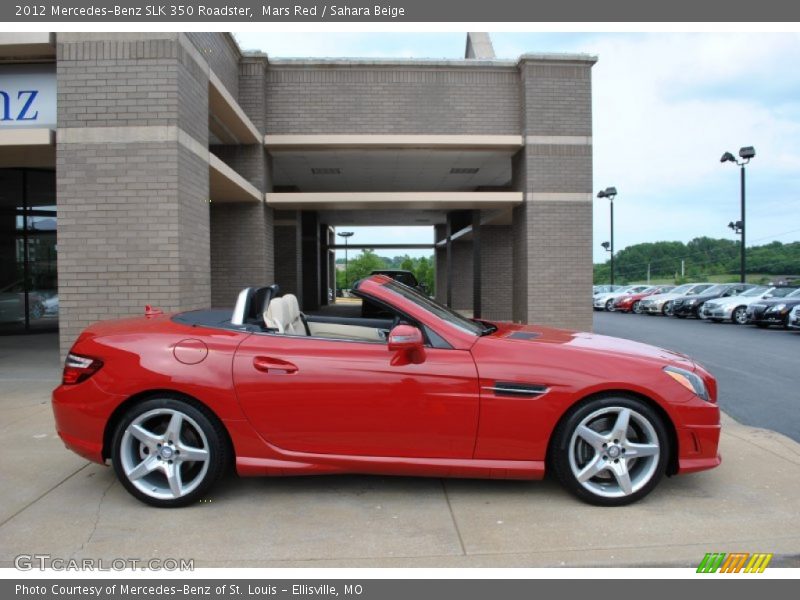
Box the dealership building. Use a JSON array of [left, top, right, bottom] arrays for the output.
[[0, 32, 596, 355]]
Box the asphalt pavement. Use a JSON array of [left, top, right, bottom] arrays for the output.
[[593, 311, 800, 442]]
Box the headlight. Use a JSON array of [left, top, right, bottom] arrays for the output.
[[686, 299, 697, 306], [663, 366, 709, 401], [771, 304, 786, 312]]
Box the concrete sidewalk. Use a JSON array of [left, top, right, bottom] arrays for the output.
[[1, 335, 799, 567]]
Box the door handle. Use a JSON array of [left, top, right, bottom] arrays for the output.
[[253, 356, 298, 374]]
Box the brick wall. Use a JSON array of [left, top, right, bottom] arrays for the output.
[[56, 34, 211, 356], [265, 65, 520, 134], [274, 225, 299, 296], [210, 203, 275, 307], [185, 32, 240, 100], [513, 58, 595, 331]]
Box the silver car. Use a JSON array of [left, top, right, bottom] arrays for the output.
[[701, 286, 794, 325], [789, 305, 800, 330], [638, 283, 715, 316]]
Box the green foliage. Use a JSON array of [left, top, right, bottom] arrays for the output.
[[594, 238, 800, 284], [336, 251, 436, 293]]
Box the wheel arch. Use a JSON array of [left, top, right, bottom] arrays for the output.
[[545, 389, 679, 477], [102, 389, 235, 465]]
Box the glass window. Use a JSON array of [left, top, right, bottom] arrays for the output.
[[0, 169, 57, 334]]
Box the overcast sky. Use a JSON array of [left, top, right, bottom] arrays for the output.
[[235, 32, 800, 263]]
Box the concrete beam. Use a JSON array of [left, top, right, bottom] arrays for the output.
[[265, 134, 524, 151], [266, 191, 523, 211]]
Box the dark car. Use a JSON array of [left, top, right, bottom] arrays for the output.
[[746, 288, 800, 328], [671, 283, 754, 319], [370, 270, 426, 293]]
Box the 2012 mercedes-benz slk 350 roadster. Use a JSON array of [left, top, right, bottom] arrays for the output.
[[52, 275, 720, 508]]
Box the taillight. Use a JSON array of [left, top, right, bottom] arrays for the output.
[[62, 353, 103, 385]]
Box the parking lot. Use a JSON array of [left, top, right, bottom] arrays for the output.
[[594, 311, 800, 442], [2, 323, 800, 568]]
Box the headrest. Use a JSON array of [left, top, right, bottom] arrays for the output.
[[283, 294, 300, 321], [263, 297, 288, 333]]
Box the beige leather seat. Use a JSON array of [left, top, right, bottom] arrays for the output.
[[282, 294, 309, 335], [263, 297, 288, 333]]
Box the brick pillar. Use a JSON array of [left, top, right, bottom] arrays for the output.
[[512, 56, 596, 330], [56, 33, 210, 357]]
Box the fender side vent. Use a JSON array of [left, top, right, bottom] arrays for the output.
[[485, 382, 549, 398]]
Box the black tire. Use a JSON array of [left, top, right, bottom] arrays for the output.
[[111, 396, 229, 508], [732, 306, 748, 325], [662, 302, 674, 317], [632, 301, 642, 314], [605, 299, 615, 312], [549, 395, 670, 507]]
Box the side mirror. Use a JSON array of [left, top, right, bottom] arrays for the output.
[[387, 324, 425, 364]]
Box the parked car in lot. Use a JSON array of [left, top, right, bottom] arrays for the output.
[[52, 275, 720, 508], [593, 285, 651, 311], [701, 286, 796, 325], [746, 287, 800, 328], [612, 285, 675, 314], [671, 283, 754, 319], [0, 280, 46, 322], [639, 283, 715, 316], [788, 305, 800, 330]]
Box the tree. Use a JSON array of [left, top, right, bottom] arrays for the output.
[[340, 249, 387, 289]]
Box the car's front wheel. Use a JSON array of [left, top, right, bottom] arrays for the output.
[[632, 301, 643, 314], [663, 302, 674, 317], [111, 396, 229, 507], [733, 306, 748, 325], [605, 299, 615, 312], [550, 396, 669, 506]]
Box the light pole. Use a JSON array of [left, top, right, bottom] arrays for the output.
[[597, 187, 617, 285], [721, 147, 755, 283], [337, 231, 354, 293]]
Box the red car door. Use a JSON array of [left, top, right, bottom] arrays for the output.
[[233, 333, 479, 459]]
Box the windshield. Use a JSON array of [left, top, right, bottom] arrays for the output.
[[379, 279, 487, 336], [788, 288, 800, 298], [741, 286, 768, 297], [702, 285, 727, 296], [671, 284, 692, 294], [687, 284, 713, 295]]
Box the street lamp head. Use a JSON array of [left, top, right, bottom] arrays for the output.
[[601, 241, 611, 251], [596, 190, 607, 198], [603, 187, 617, 198], [720, 151, 736, 163], [727, 221, 735, 230], [739, 146, 756, 160], [337, 231, 354, 239]]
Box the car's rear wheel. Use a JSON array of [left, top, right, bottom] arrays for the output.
[[111, 397, 229, 508], [663, 302, 674, 316], [550, 396, 669, 506], [632, 301, 643, 314], [733, 306, 748, 325]]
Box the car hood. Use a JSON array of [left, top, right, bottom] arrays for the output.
[[642, 291, 682, 303], [753, 297, 800, 307], [708, 294, 759, 308], [489, 322, 696, 370]]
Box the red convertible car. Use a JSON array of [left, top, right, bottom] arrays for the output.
[[52, 275, 720, 508]]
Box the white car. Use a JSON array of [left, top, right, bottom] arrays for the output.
[[789, 305, 800, 330], [638, 283, 714, 316], [702, 286, 797, 325], [592, 285, 651, 311]]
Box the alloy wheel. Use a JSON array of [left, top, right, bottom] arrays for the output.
[[663, 302, 674, 316], [119, 408, 210, 501], [567, 406, 661, 500], [733, 306, 748, 325], [606, 299, 615, 312], [632, 301, 642, 314]]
